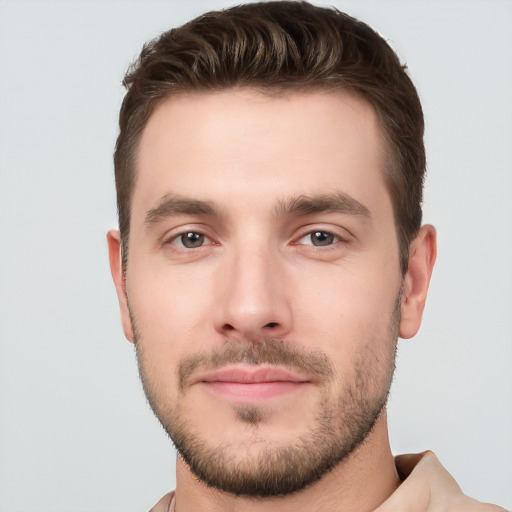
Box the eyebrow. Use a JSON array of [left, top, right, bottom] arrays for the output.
[[273, 193, 371, 220], [144, 191, 371, 226], [144, 194, 221, 225]]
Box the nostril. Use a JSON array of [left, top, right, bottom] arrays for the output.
[[223, 324, 235, 331], [264, 322, 279, 328]]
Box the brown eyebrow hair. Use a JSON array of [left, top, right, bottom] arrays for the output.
[[144, 191, 371, 226], [274, 193, 371, 219], [145, 194, 221, 225]]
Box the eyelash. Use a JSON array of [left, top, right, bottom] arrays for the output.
[[292, 228, 350, 253], [164, 227, 347, 251], [165, 231, 214, 250]]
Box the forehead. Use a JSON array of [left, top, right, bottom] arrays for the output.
[[134, 88, 388, 216]]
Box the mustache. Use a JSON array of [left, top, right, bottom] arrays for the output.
[[178, 339, 334, 392]]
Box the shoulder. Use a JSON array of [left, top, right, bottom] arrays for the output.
[[377, 451, 507, 512], [148, 491, 174, 512]]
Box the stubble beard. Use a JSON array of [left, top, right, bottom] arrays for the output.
[[132, 301, 400, 498]]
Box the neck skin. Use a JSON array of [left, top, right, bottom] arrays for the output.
[[173, 410, 400, 512]]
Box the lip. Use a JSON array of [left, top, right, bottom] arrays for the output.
[[193, 366, 311, 403], [195, 366, 309, 384]]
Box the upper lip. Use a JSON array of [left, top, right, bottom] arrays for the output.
[[192, 366, 311, 385]]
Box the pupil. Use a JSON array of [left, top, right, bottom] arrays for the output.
[[312, 231, 333, 246], [182, 232, 204, 248]]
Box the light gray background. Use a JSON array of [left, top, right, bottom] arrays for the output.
[[0, 1, 511, 511]]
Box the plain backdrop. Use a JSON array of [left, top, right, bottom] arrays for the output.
[[0, 1, 511, 511]]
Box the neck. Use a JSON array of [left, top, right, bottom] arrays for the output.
[[174, 411, 399, 512]]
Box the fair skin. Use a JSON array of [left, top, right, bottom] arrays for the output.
[[108, 89, 436, 511]]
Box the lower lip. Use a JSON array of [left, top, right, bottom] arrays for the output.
[[200, 381, 308, 403]]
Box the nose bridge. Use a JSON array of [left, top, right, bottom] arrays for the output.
[[216, 239, 291, 339]]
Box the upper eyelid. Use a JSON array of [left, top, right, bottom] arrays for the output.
[[157, 226, 216, 250], [299, 229, 339, 238], [173, 233, 212, 250], [158, 224, 352, 246], [292, 225, 352, 242], [167, 230, 211, 243], [294, 231, 343, 247], [161, 224, 211, 239]]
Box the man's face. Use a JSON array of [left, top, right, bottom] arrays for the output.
[[113, 89, 408, 496]]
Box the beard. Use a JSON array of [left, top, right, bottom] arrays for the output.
[[132, 298, 399, 498]]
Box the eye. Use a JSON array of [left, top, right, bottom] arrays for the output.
[[298, 230, 339, 247], [173, 232, 209, 249]]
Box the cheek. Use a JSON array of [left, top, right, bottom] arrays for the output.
[[126, 264, 218, 360], [291, 262, 400, 386], [294, 263, 398, 333]]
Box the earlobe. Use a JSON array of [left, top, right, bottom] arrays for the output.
[[399, 225, 437, 339], [107, 230, 135, 343]]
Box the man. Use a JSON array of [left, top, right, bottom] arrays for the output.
[[107, 2, 506, 511]]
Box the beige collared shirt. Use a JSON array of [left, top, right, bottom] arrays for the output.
[[149, 451, 507, 512]]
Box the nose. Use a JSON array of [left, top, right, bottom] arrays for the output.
[[214, 245, 293, 342]]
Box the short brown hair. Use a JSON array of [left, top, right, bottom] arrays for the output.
[[114, 1, 425, 274]]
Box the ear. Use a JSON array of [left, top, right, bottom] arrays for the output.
[[107, 229, 135, 343], [399, 224, 437, 339]]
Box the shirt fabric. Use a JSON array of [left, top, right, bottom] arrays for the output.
[[149, 451, 507, 512]]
